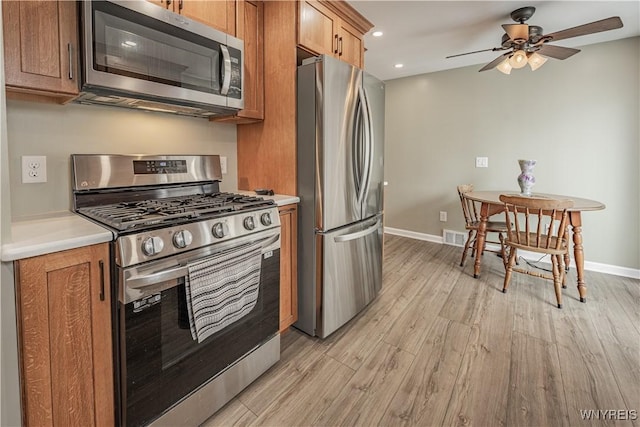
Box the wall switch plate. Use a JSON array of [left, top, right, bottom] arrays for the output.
[[220, 156, 228, 174], [475, 157, 488, 168], [439, 211, 447, 222], [22, 155, 47, 183]]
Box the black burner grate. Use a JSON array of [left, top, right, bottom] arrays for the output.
[[78, 192, 274, 231]]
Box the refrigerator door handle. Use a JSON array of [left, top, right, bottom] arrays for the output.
[[360, 85, 375, 208], [352, 94, 363, 197], [355, 85, 369, 208], [333, 219, 381, 243]]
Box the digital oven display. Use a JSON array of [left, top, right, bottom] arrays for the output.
[[133, 160, 187, 174]]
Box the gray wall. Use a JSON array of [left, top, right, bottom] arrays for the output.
[[5, 100, 238, 220], [384, 37, 639, 270], [1, 55, 240, 426]]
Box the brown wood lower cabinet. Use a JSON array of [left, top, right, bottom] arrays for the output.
[[278, 204, 298, 332], [15, 243, 114, 427]]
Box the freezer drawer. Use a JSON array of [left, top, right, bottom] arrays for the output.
[[318, 215, 383, 338]]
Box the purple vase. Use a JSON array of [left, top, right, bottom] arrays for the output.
[[517, 160, 536, 196]]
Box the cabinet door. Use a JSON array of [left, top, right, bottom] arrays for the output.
[[337, 20, 363, 68], [236, 0, 264, 121], [278, 204, 298, 332], [2, 0, 79, 102], [298, 0, 337, 57], [179, 0, 236, 35], [15, 244, 113, 427]]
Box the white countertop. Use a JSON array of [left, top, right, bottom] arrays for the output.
[[1, 192, 298, 262], [1, 212, 114, 262], [235, 190, 300, 206]]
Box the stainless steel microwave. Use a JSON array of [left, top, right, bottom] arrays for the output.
[[77, 0, 244, 118]]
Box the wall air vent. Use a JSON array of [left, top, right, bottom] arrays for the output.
[[443, 229, 466, 247]]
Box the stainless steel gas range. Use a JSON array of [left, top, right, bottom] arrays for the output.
[[71, 154, 280, 427]]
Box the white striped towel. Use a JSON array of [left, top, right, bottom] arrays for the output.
[[185, 242, 262, 343]]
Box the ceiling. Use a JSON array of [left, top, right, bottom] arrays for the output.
[[348, 1, 640, 81]]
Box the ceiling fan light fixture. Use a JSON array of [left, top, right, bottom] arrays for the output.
[[496, 58, 512, 74], [508, 50, 528, 68], [502, 24, 529, 42], [527, 52, 548, 71]]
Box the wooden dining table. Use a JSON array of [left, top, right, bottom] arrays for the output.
[[465, 191, 605, 303]]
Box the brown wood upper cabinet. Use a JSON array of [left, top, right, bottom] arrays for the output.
[[297, 0, 372, 68], [2, 0, 79, 104], [15, 243, 114, 427], [212, 0, 265, 124], [148, 0, 236, 35]]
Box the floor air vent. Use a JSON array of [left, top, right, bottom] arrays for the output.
[[443, 229, 466, 247]]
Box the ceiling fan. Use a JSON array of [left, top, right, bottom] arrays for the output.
[[446, 6, 623, 73]]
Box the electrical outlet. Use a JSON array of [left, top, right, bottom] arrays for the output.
[[439, 211, 447, 222], [475, 157, 489, 168], [22, 156, 47, 183], [220, 156, 228, 174]]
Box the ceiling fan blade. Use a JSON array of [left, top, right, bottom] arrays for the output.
[[537, 44, 581, 60], [479, 53, 510, 72], [544, 17, 623, 43], [502, 24, 529, 41], [446, 47, 500, 59]]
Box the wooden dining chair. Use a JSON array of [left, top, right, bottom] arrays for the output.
[[499, 194, 574, 308], [457, 184, 508, 268]]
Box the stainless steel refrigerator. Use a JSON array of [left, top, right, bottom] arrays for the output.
[[295, 55, 385, 338]]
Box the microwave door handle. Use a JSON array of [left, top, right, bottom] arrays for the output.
[[220, 45, 232, 96]]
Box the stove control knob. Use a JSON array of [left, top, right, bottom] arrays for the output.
[[173, 230, 193, 249], [243, 216, 256, 231], [260, 212, 272, 226], [141, 236, 164, 256], [212, 222, 229, 239]]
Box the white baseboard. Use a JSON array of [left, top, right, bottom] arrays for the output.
[[383, 226, 640, 280], [384, 227, 442, 244]]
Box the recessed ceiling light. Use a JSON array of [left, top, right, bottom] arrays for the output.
[[372, 31, 383, 37], [394, 63, 404, 68], [121, 40, 137, 47]]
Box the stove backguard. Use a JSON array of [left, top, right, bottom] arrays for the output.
[[71, 154, 223, 193]]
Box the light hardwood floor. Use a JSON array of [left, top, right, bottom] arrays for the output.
[[203, 234, 640, 426]]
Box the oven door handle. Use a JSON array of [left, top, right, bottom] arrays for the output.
[[127, 265, 188, 289], [125, 233, 281, 289]]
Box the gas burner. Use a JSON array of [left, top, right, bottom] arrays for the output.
[[77, 191, 275, 232]]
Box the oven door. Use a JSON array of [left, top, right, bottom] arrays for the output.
[[118, 228, 279, 427]]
